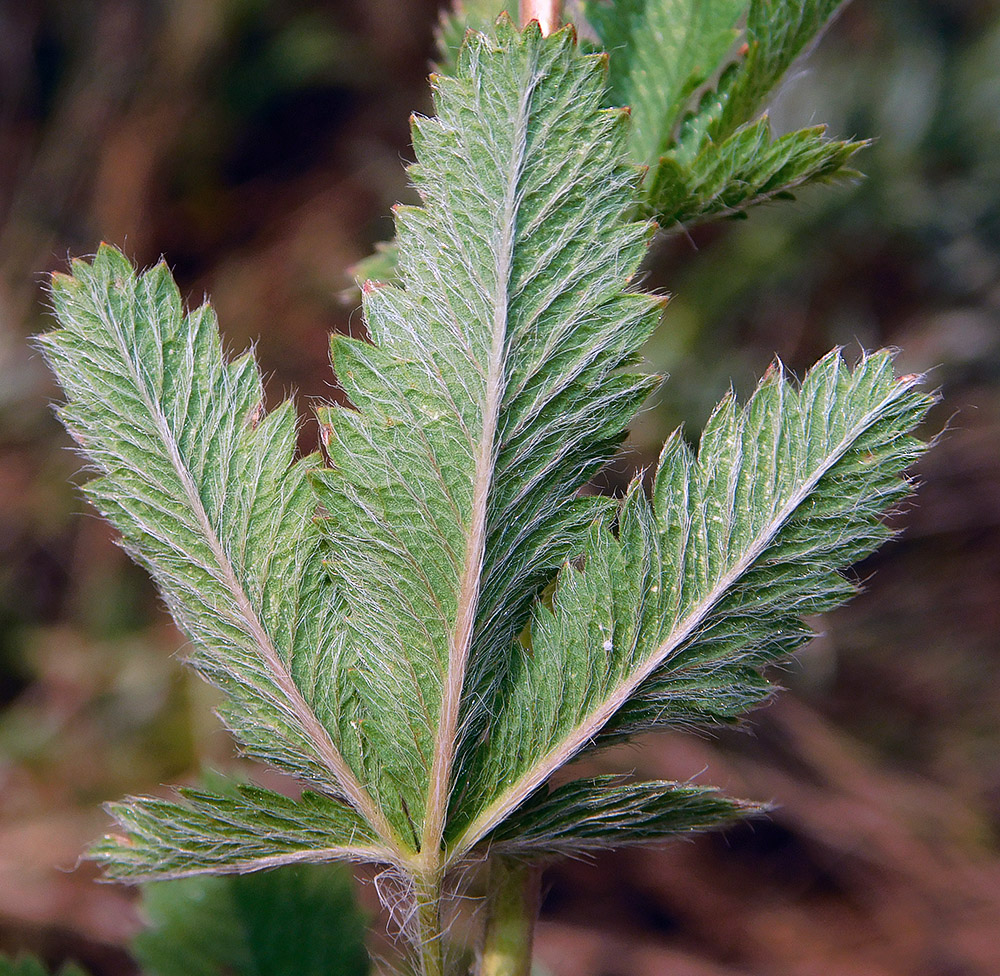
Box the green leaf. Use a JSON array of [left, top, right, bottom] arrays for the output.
[[488, 776, 762, 854], [663, 0, 847, 162], [448, 351, 932, 859], [618, 0, 863, 230], [649, 120, 867, 228], [133, 863, 369, 976], [311, 19, 662, 853], [585, 0, 745, 166], [0, 958, 88, 976], [713, 0, 847, 142], [41, 245, 399, 859], [91, 783, 382, 882]]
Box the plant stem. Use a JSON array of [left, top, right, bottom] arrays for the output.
[[479, 858, 541, 976], [413, 870, 445, 976], [519, 0, 563, 35]]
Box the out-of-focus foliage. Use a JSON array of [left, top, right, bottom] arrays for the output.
[[0, 864, 370, 976], [0, 957, 88, 976], [133, 864, 369, 976]]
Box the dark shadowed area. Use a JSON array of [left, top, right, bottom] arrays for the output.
[[1, 1, 998, 974]]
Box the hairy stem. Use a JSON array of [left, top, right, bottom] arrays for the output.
[[519, 0, 563, 35], [479, 859, 541, 976], [413, 869, 445, 976]]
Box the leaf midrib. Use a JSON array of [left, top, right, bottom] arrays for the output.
[[113, 843, 394, 883], [97, 293, 400, 858], [420, 49, 540, 860], [446, 378, 909, 863]]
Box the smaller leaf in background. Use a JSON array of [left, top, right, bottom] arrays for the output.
[[586, 0, 864, 231], [649, 120, 866, 228], [586, 0, 745, 166], [712, 0, 846, 142], [133, 863, 369, 976]]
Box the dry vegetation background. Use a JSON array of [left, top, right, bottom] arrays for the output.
[[1, 1, 999, 974]]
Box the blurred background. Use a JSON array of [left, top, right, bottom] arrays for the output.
[[1, 1, 998, 974]]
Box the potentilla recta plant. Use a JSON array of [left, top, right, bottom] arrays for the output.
[[38, 1, 934, 974]]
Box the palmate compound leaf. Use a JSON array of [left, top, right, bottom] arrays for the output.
[[41, 245, 399, 876], [310, 18, 662, 855], [41, 16, 929, 899], [446, 351, 933, 860]]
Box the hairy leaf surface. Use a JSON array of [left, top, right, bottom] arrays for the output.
[[650, 120, 865, 227], [487, 776, 762, 854], [42, 246, 398, 858], [312, 19, 662, 853], [93, 785, 383, 882], [449, 351, 932, 858]]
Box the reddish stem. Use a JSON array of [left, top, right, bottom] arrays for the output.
[[519, 0, 563, 35]]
